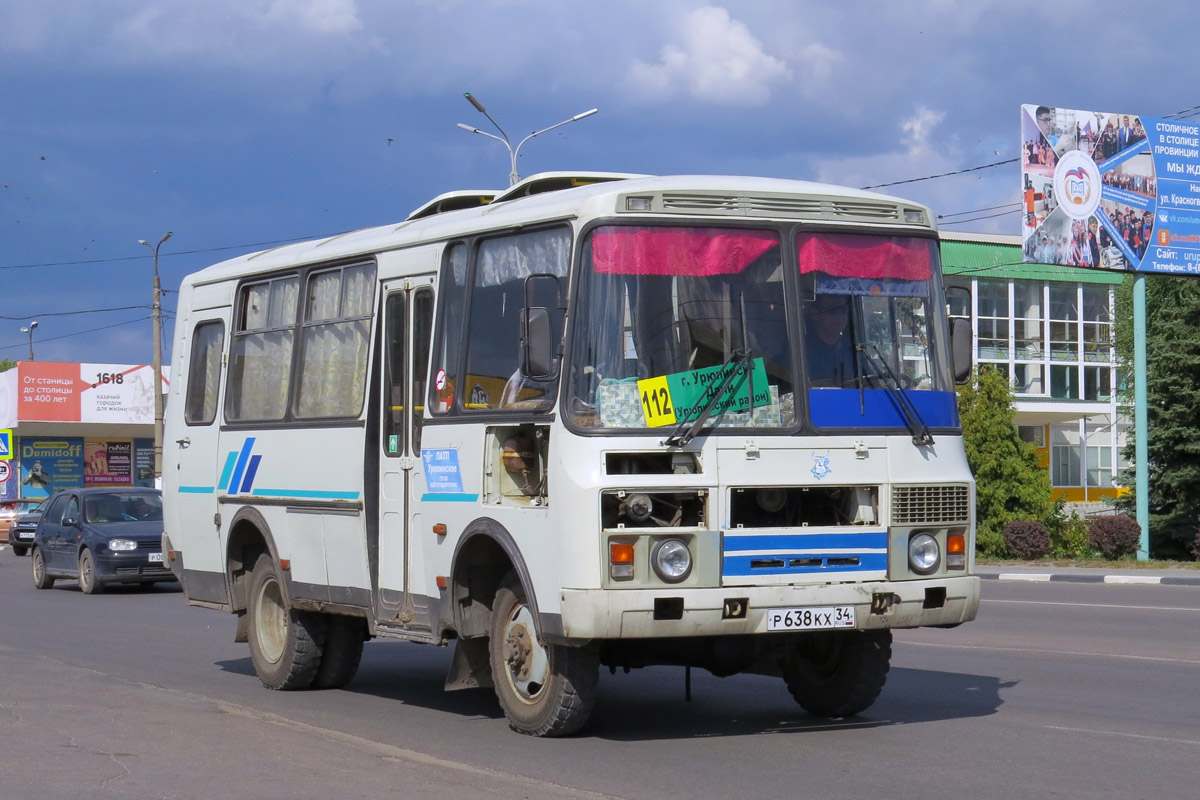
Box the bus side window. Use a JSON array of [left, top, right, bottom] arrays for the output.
[[184, 320, 225, 426], [383, 294, 406, 457], [412, 288, 434, 453]]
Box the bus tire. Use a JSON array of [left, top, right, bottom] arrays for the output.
[[781, 629, 891, 718], [313, 615, 366, 690], [488, 576, 598, 737], [32, 548, 54, 590], [247, 554, 325, 690]]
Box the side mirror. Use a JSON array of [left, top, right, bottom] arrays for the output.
[[950, 316, 973, 384], [520, 307, 555, 380], [63, 517, 81, 528]]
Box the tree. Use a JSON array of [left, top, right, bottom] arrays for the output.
[[956, 366, 1056, 555], [1114, 275, 1200, 557], [0, 358, 14, 373]]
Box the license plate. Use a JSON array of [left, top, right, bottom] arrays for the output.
[[766, 605, 855, 631], [148, 552, 164, 563]]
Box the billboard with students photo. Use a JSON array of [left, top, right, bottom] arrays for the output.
[[1021, 104, 1200, 275]]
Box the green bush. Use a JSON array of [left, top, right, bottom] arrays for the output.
[[1050, 513, 1093, 559], [1088, 515, 1141, 560], [976, 527, 1008, 559], [1003, 520, 1051, 559]]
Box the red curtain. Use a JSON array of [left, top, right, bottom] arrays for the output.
[[592, 227, 778, 275], [796, 233, 933, 280]]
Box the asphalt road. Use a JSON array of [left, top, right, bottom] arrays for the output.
[[1, 546, 1197, 800]]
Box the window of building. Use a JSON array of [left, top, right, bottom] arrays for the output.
[[1051, 444, 1081, 487], [1018, 425, 1045, 447], [1087, 446, 1113, 487]]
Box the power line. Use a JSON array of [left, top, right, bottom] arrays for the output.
[[860, 158, 1019, 190], [938, 202, 1020, 219], [0, 305, 151, 320], [0, 232, 352, 271], [0, 316, 149, 354], [939, 208, 1022, 226]]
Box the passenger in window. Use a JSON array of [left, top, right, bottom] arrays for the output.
[[804, 293, 858, 388]]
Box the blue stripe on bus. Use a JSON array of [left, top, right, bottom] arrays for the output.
[[808, 389, 958, 429], [227, 438, 256, 495], [420, 493, 480, 502], [217, 450, 238, 492], [240, 454, 262, 494], [251, 488, 362, 501], [178, 486, 215, 494], [722, 552, 888, 577], [723, 532, 888, 552]]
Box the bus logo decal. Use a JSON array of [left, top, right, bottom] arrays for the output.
[[811, 451, 832, 480], [220, 438, 262, 495]]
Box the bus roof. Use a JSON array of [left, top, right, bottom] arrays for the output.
[[182, 173, 936, 287]]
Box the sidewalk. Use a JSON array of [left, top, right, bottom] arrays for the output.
[[976, 563, 1200, 586]]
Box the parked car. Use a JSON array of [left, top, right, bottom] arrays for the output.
[[31, 487, 175, 593], [6, 499, 47, 557]]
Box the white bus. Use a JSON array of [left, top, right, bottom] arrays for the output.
[[163, 172, 979, 737]]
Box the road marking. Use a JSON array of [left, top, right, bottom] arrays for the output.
[[903, 640, 1200, 665], [1045, 725, 1200, 747], [996, 573, 1051, 581], [985, 598, 1200, 613]]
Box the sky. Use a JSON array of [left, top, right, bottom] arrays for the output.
[[2, 0, 1197, 366]]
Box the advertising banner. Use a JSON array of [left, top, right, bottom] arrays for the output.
[[17, 437, 84, 499], [84, 438, 133, 486], [134, 438, 155, 487], [12, 362, 166, 424], [1021, 104, 1200, 274]]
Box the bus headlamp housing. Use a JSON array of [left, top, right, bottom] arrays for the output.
[[651, 538, 692, 583], [907, 532, 940, 575]]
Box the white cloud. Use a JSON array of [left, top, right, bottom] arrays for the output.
[[265, 0, 363, 36], [625, 6, 792, 107]]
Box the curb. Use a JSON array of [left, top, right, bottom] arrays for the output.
[[981, 572, 1200, 587]]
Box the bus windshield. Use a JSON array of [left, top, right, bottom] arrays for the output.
[[566, 225, 956, 433]]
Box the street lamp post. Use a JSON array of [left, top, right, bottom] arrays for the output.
[[457, 92, 598, 186], [19, 320, 38, 360], [138, 231, 173, 481]]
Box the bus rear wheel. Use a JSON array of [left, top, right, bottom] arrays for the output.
[[781, 629, 892, 718], [488, 577, 598, 737], [247, 554, 325, 690], [313, 614, 366, 689]]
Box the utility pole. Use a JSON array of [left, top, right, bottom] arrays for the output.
[[138, 231, 173, 481]]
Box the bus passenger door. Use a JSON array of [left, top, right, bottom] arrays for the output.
[[376, 277, 434, 630]]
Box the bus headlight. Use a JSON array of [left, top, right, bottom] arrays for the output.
[[908, 532, 940, 575], [651, 538, 692, 583]]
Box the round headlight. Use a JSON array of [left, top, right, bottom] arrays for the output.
[[908, 532, 940, 575], [109, 538, 138, 552], [651, 538, 693, 583]]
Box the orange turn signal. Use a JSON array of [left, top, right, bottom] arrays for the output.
[[433, 523, 448, 536], [947, 534, 965, 554], [610, 543, 635, 564]]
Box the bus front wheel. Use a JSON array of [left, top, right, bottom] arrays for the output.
[[488, 576, 598, 737], [781, 629, 892, 718], [247, 554, 325, 690]]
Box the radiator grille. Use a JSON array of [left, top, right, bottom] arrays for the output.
[[892, 485, 971, 525], [657, 193, 900, 222]]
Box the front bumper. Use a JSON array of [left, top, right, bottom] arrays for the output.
[[558, 575, 979, 639], [94, 552, 176, 583]]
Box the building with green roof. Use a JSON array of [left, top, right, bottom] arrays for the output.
[[940, 232, 1127, 512]]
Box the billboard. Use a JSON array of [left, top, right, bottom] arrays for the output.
[[1021, 104, 1200, 274], [6, 362, 167, 424]]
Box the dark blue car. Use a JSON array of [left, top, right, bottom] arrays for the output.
[[31, 487, 176, 593]]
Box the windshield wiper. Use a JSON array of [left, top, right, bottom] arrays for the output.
[[663, 348, 751, 447], [856, 343, 934, 447]]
